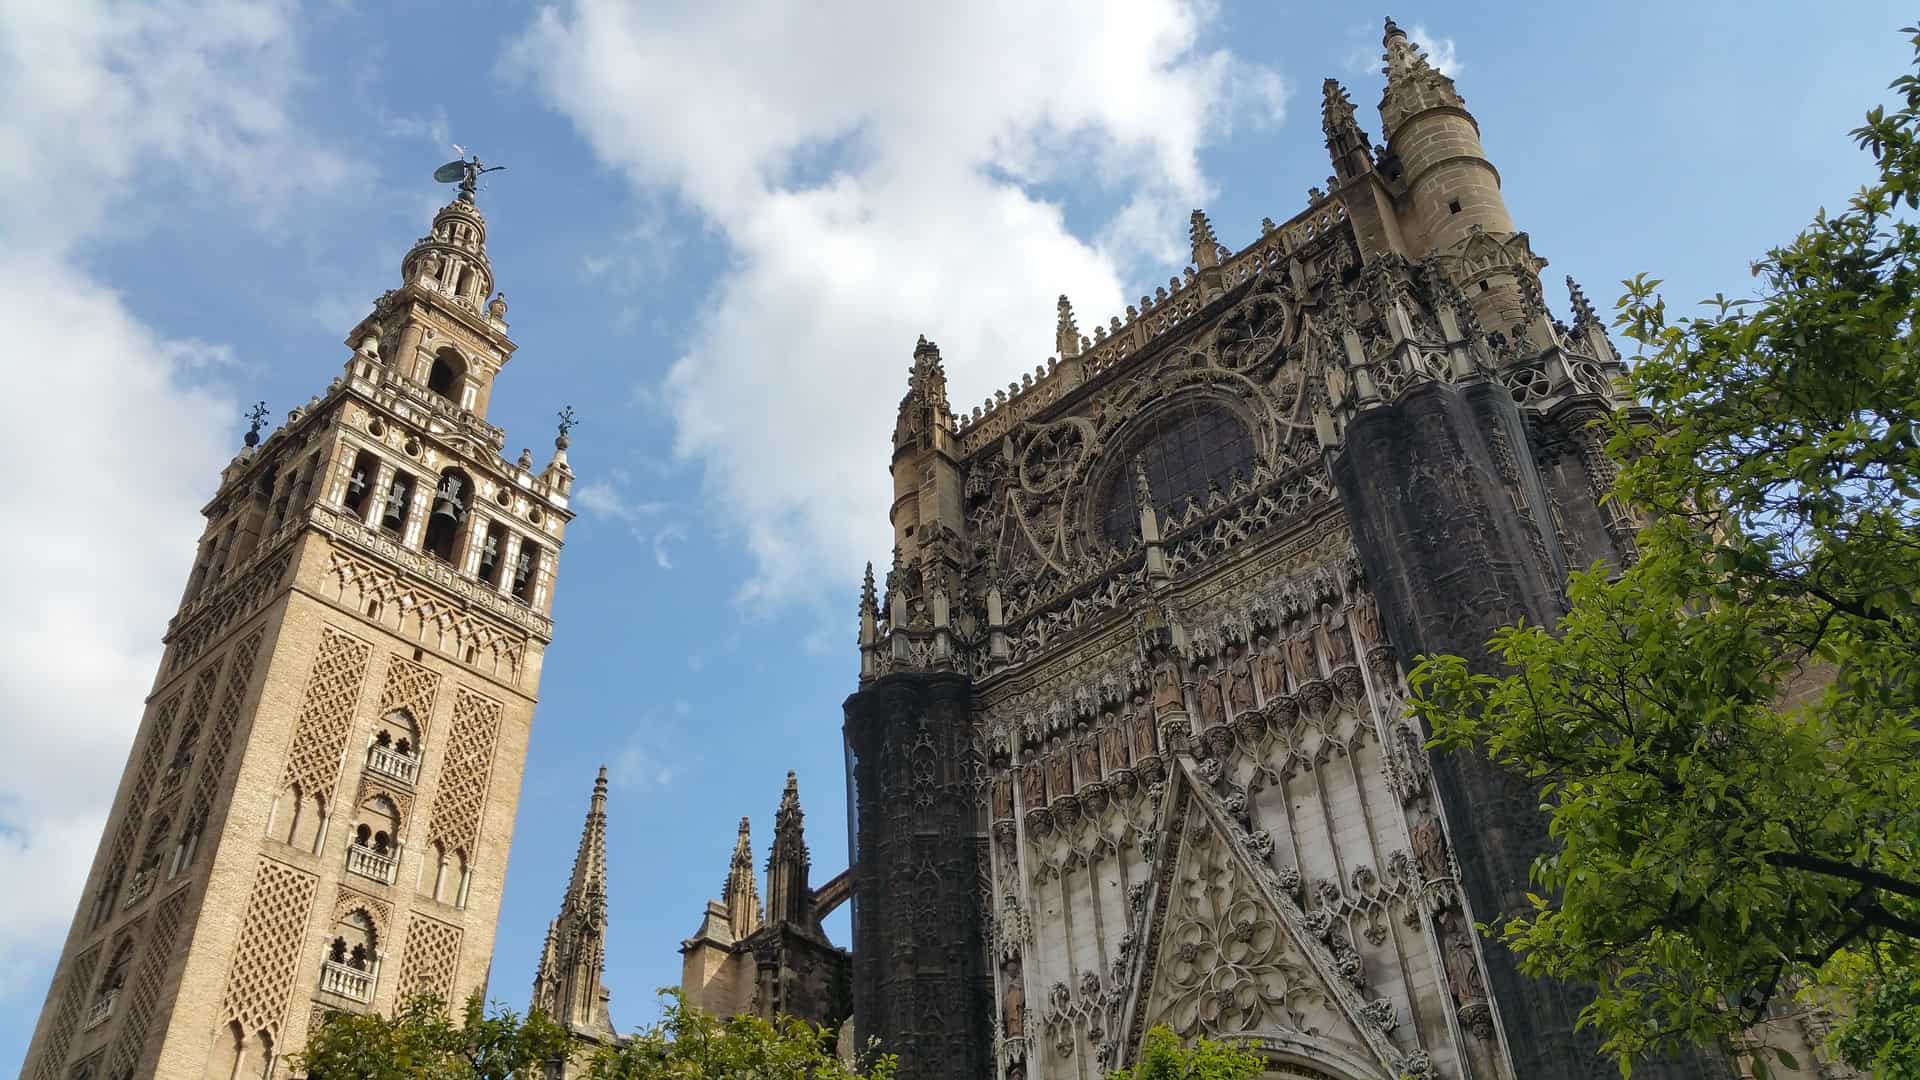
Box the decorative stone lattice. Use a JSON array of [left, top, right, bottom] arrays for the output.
[[330, 887, 393, 944], [26, 943, 100, 1080], [190, 629, 265, 827], [168, 550, 293, 674], [376, 654, 440, 736], [221, 858, 319, 1040], [396, 915, 462, 1002], [279, 627, 372, 802], [425, 688, 502, 855], [97, 690, 186, 921], [108, 885, 193, 1076]]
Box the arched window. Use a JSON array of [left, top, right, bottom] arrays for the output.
[[91, 938, 134, 1026], [1098, 400, 1256, 544], [427, 349, 464, 403], [477, 522, 508, 585], [321, 912, 378, 1002], [367, 711, 421, 784], [380, 471, 415, 537], [343, 451, 378, 517], [347, 795, 401, 883], [422, 468, 471, 563], [511, 539, 542, 604]]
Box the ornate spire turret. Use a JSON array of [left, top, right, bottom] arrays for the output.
[[1189, 209, 1221, 269], [1379, 16, 1467, 139], [765, 772, 813, 927], [531, 767, 615, 1041], [892, 336, 953, 451], [722, 816, 762, 937], [1322, 78, 1374, 183]]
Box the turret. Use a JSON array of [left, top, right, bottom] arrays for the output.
[[1378, 18, 1513, 247], [530, 767, 616, 1049], [764, 772, 813, 928], [888, 337, 967, 567], [1322, 78, 1374, 184]]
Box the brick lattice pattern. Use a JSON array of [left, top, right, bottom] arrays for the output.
[[109, 885, 194, 1075], [376, 653, 441, 736], [426, 687, 502, 855], [27, 944, 100, 1080], [221, 859, 320, 1040], [190, 629, 266, 828], [279, 627, 372, 802], [396, 915, 463, 1002]]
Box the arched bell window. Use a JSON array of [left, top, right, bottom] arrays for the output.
[[511, 539, 542, 604], [380, 471, 415, 537], [477, 522, 509, 585], [422, 468, 471, 563], [343, 450, 378, 517], [1097, 399, 1256, 544], [426, 348, 465, 404]]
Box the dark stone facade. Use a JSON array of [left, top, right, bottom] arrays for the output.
[[843, 673, 991, 1080]]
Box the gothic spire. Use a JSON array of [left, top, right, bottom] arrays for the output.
[[766, 772, 814, 928], [1379, 16, 1466, 136], [530, 767, 615, 1039], [1189, 209, 1221, 269], [892, 335, 954, 450], [1321, 78, 1374, 183], [722, 815, 762, 937]]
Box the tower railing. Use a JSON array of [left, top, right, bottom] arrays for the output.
[[366, 745, 420, 785], [345, 845, 398, 885], [319, 960, 375, 1002], [83, 989, 118, 1030]]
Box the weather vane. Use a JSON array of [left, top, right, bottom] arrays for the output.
[[434, 144, 506, 201], [244, 400, 270, 448], [556, 405, 577, 449]]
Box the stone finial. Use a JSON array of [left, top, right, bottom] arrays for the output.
[[1566, 275, 1599, 331], [1056, 295, 1081, 358], [555, 405, 576, 451], [488, 292, 508, 320], [1189, 209, 1221, 269], [860, 561, 877, 612]]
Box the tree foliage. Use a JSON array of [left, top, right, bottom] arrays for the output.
[[584, 990, 893, 1079], [1408, 24, 1920, 1076], [292, 994, 569, 1079], [1101, 1025, 1264, 1080]]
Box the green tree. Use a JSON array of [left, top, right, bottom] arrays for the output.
[[1102, 1025, 1263, 1080], [584, 990, 893, 1079], [1408, 25, 1920, 1077], [291, 994, 570, 1079]]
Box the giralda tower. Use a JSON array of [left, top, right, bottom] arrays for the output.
[[20, 169, 574, 1079]]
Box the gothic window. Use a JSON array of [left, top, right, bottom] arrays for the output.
[[1097, 400, 1255, 544], [422, 468, 471, 564], [381, 471, 415, 537], [427, 348, 464, 404], [343, 451, 378, 517], [477, 522, 508, 585], [511, 539, 542, 604]]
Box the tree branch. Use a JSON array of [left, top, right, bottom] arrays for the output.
[[1764, 851, 1920, 898]]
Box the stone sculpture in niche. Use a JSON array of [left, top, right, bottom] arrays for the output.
[[1227, 651, 1257, 712], [1321, 601, 1354, 667]]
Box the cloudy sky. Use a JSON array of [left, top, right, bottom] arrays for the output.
[[0, 0, 1907, 1066]]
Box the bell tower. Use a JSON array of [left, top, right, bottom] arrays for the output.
[[19, 171, 575, 1080]]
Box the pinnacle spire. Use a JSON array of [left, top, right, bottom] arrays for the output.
[[530, 767, 615, 1038], [1055, 295, 1081, 358], [1189, 209, 1221, 269], [722, 815, 762, 936], [1566, 275, 1598, 331], [893, 335, 953, 449], [766, 771, 814, 928], [1321, 78, 1373, 182], [1378, 15, 1465, 134]]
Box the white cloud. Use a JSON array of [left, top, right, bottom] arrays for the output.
[[0, 0, 349, 1008], [509, 0, 1284, 608], [1409, 24, 1463, 77]]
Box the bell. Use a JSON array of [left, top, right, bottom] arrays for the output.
[[513, 550, 534, 588], [478, 535, 500, 578], [347, 469, 367, 499], [431, 476, 466, 523]]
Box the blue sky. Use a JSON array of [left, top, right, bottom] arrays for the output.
[[0, 0, 1908, 1067]]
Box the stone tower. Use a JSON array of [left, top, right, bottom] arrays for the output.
[[19, 178, 574, 1080], [679, 774, 852, 1033], [532, 768, 621, 1077], [844, 19, 1733, 1080]]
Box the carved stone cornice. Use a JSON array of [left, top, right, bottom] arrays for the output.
[[311, 503, 552, 642]]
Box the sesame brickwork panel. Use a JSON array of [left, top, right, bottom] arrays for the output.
[[396, 915, 463, 1003], [108, 885, 194, 1076], [190, 629, 266, 828], [221, 859, 320, 1040], [26, 944, 101, 1080], [278, 626, 373, 801], [425, 687, 503, 855], [376, 654, 441, 736]]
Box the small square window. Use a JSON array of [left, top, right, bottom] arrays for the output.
[[1448, 199, 1462, 214]]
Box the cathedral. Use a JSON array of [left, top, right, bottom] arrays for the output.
[[18, 18, 1855, 1080]]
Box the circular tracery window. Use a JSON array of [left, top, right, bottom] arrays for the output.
[[1098, 400, 1255, 543]]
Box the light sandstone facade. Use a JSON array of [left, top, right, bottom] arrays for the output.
[[19, 177, 573, 1079]]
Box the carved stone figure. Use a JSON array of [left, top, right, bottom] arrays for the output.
[[1100, 724, 1127, 772], [993, 776, 1014, 822], [1412, 812, 1449, 881], [1150, 665, 1183, 715], [1003, 962, 1026, 1038], [1354, 595, 1385, 651], [1047, 753, 1072, 799], [1227, 652, 1257, 712], [1284, 620, 1318, 686], [1023, 764, 1047, 810], [1130, 707, 1157, 759], [1438, 911, 1487, 1005], [1254, 635, 1286, 699], [1321, 601, 1354, 667], [1194, 674, 1225, 730], [1076, 740, 1100, 785]]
